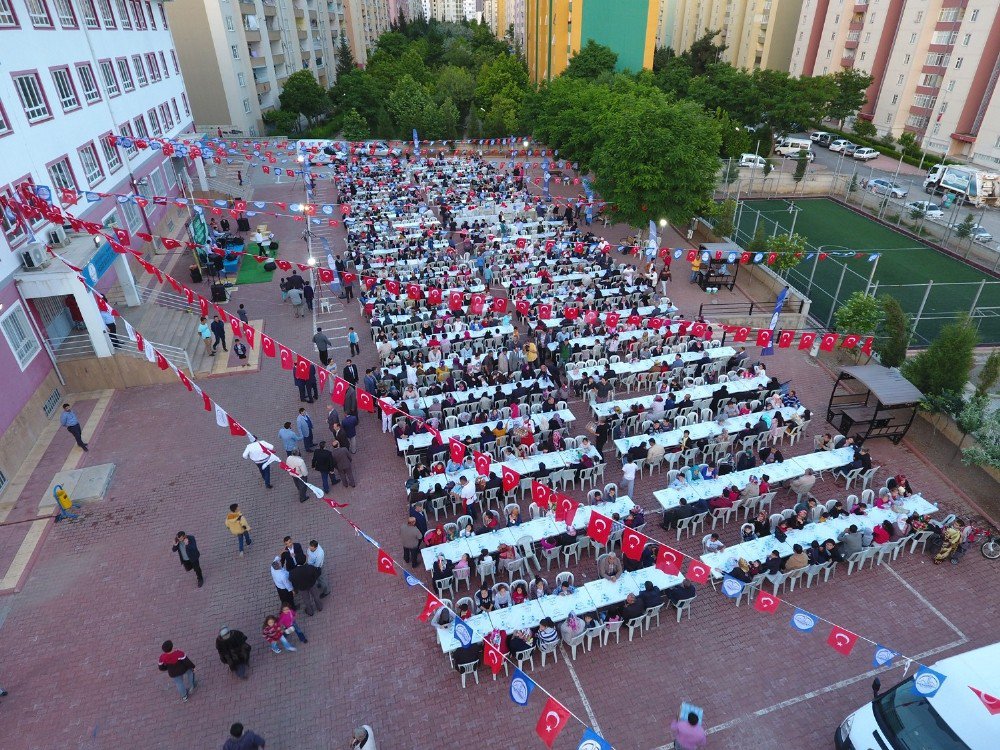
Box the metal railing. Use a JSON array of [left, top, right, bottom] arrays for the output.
[[698, 299, 805, 319], [105, 284, 196, 314], [46, 331, 193, 375]]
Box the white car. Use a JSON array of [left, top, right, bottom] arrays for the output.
[[904, 201, 944, 218], [781, 149, 815, 161], [853, 147, 879, 161], [868, 179, 908, 198], [810, 131, 831, 142], [738, 153, 768, 169], [829, 139, 854, 152]]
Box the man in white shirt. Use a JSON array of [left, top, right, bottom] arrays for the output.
[[270, 557, 295, 608], [243, 439, 278, 489], [620, 459, 638, 500], [457, 475, 478, 520], [307, 540, 330, 598], [285, 450, 309, 503]]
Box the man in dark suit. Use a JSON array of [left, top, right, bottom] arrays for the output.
[[280, 536, 307, 571], [343, 359, 359, 385], [172, 531, 204, 587]]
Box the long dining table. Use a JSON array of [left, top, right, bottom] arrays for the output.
[[397, 409, 575, 452], [415, 445, 602, 494], [591, 374, 772, 419]]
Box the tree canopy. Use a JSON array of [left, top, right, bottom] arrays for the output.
[[563, 40, 618, 80]]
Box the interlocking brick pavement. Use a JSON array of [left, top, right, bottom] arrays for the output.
[[1, 167, 998, 750]]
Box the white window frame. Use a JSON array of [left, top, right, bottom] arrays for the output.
[[113, 0, 129, 28], [78, 142, 104, 186], [119, 198, 142, 231], [80, 0, 99, 27], [51, 67, 80, 111], [0, 302, 42, 371], [76, 63, 101, 103], [48, 156, 76, 190], [0, 0, 18, 27], [116, 59, 133, 92], [13, 73, 51, 123], [243, 97, 251, 113], [99, 60, 119, 97], [97, 0, 114, 27], [132, 55, 148, 86], [101, 134, 122, 173], [237, 71, 246, 87], [53, 0, 77, 27], [0, 101, 10, 135], [146, 107, 161, 136], [26, 0, 53, 27], [148, 166, 166, 196]]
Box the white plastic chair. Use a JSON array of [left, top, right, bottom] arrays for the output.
[[458, 659, 479, 688], [672, 597, 693, 622]]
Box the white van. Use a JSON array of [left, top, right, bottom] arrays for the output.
[[739, 153, 768, 169], [836, 641, 1000, 750], [774, 137, 814, 157]]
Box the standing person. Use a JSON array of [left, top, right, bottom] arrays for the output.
[[243, 439, 277, 489], [285, 450, 309, 503], [280, 536, 306, 571], [223, 723, 266, 750], [197, 317, 213, 355], [347, 327, 360, 356], [236, 304, 249, 323], [270, 558, 296, 608], [277, 602, 308, 644], [287, 287, 305, 317], [401, 516, 423, 569], [307, 540, 330, 597], [288, 563, 323, 616], [342, 411, 359, 454], [313, 327, 331, 366], [306, 364, 319, 402], [278, 422, 302, 454], [210, 315, 228, 354], [331, 440, 355, 488], [157, 641, 197, 702], [172, 531, 204, 588], [310, 441, 337, 493], [236, 169, 243, 187], [99, 297, 118, 348], [620, 458, 638, 500], [215, 627, 251, 680], [342, 274, 354, 300], [232, 337, 249, 367], [670, 712, 707, 750], [60, 403, 88, 451], [343, 359, 359, 385], [293, 368, 311, 403], [302, 281, 314, 312], [262, 615, 297, 653], [224, 504, 253, 556], [297, 407, 315, 452]]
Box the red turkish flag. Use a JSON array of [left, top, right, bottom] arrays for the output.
[[656, 545, 683, 575], [228, 315, 242, 339], [427, 288, 442, 305], [275, 259, 292, 271], [740, 251, 751, 264], [357, 388, 374, 413], [515, 237, 527, 249], [177, 369, 193, 391], [860, 336, 874, 356], [385, 279, 400, 295], [798, 332, 817, 351], [756, 329, 772, 348], [426, 425, 442, 445], [766, 253, 777, 265], [113, 227, 130, 245], [294, 356, 311, 381], [691, 322, 708, 338], [621, 527, 646, 561], [318, 268, 334, 283], [841, 334, 861, 349], [827, 625, 858, 655], [155, 350, 169, 370], [470, 293, 486, 314], [134, 331, 145, 352], [473, 450, 492, 476], [161, 237, 182, 250], [492, 297, 508, 313], [339, 271, 356, 285], [198, 296, 209, 317], [407, 283, 421, 300], [317, 367, 328, 394], [563, 306, 579, 320], [515, 299, 530, 315], [754, 590, 779, 614], [417, 592, 443, 622], [361, 276, 376, 290], [278, 345, 294, 370], [377, 548, 397, 576], [483, 639, 505, 676], [501, 465, 520, 492], [448, 291, 463, 310], [732, 326, 751, 343], [573, 241, 584, 254], [538, 304, 552, 320], [587, 512, 612, 544], [331, 377, 349, 405], [686, 560, 711, 584], [535, 698, 570, 749], [378, 398, 397, 417], [554, 494, 579, 526], [820, 333, 839, 352], [605, 312, 621, 328], [241, 323, 255, 348], [228, 416, 248, 437], [627, 313, 641, 326], [676, 320, 691, 336], [777, 330, 795, 348], [969, 686, 1000, 715], [202, 392, 212, 412], [686, 250, 697, 262], [531, 480, 554, 508], [449, 438, 465, 464], [583, 310, 599, 325]]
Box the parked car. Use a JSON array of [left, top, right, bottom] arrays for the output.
[[810, 131, 831, 143], [780, 148, 815, 161], [946, 224, 994, 244], [738, 153, 768, 169], [852, 147, 880, 161], [815, 133, 835, 147], [903, 201, 944, 218], [843, 143, 863, 156], [829, 139, 854, 152], [868, 179, 908, 198]]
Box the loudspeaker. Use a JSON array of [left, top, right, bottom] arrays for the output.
[[263, 260, 277, 272], [236, 217, 251, 232], [210, 283, 228, 302]]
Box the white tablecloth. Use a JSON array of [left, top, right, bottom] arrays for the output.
[[567, 346, 734, 383], [417, 445, 601, 493], [387, 325, 515, 350], [592, 374, 771, 419], [542, 305, 677, 328], [403, 377, 553, 412], [398, 409, 575, 451], [614, 406, 802, 455]]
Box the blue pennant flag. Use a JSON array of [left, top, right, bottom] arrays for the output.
[[753, 252, 764, 263], [913, 666, 947, 698], [509, 668, 535, 706], [790, 609, 817, 632], [213, 199, 228, 207], [720, 575, 745, 599], [578, 728, 612, 750], [84, 192, 101, 203], [868, 253, 881, 262], [873, 645, 898, 667], [761, 285, 789, 356], [252, 201, 266, 209], [453, 618, 473, 648], [402, 571, 420, 587]]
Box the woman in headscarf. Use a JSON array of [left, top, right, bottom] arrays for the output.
[[934, 519, 963, 564]]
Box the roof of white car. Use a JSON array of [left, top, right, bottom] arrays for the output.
[[927, 642, 1000, 750]]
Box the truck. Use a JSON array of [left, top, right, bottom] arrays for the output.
[[923, 164, 1000, 206], [835, 641, 1000, 750]]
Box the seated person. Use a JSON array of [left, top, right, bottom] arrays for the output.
[[759, 549, 783, 576], [664, 580, 697, 605], [728, 558, 753, 583], [783, 544, 809, 571], [789, 468, 816, 497], [639, 581, 663, 609], [620, 593, 647, 623]]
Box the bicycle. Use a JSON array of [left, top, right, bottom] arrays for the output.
[[966, 525, 1000, 559]]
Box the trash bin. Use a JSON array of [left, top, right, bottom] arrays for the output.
[[189, 264, 203, 283]]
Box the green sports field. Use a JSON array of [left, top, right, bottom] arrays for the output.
[[733, 198, 1000, 344]]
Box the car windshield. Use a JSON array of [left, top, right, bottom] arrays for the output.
[[873, 681, 971, 750]]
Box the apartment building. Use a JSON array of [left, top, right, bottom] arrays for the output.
[[663, 0, 805, 71], [484, 0, 525, 47], [0, 0, 194, 490], [167, 0, 390, 136], [421, 0, 462, 21], [525, 0, 659, 84], [789, 0, 1000, 166]]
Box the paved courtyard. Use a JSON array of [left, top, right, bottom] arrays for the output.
[[0, 161, 998, 750]]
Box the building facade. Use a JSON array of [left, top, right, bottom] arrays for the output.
[[484, 0, 525, 47], [525, 0, 659, 84], [789, 0, 1000, 165], [421, 0, 462, 22], [0, 0, 194, 490]]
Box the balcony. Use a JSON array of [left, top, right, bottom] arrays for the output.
[[844, 39, 858, 50], [841, 55, 856, 68], [951, 132, 976, 144], [853, 2, 868, 11], [250, 55, 267, 68], [298, 28, 307, 38], [294, 6, 303, 18], [240, 0, 255, 12], [245, 29, 260, 42], [271, 52, 285, 64], [909, 104, 934, 117], [262, 2, 276, 15], [268, 29, 280, 41], [256, 80, 270, 94], [849, 19, 864, 31], [915, 84, 940, 95]]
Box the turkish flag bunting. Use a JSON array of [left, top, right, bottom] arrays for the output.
[[449, 438, 465, 463], [686, 250, 697, 262], [407, 283, 421, 300], [385, 279, 399, 295], [778, 330, 795, 348], [627, 314, 641, 326], [605, 312, 620, 328], [448, 291, 463, 310], [228, 416, 247, 437], [113, 227, 130, 245], [426, 425, 442, 445], [331, 377, 349, 406], [483, 639, 505, 676], [357, 388, 375, 413], [177, 370, 193, 391], [318, 268, 334, 283], [827, 625, 858, 656], [470, 294, 485, 314], [202, 392, 212, 412], [275, 259, 292, 271], [767, 253, 777, 265], [361, 276, 376, 290], [798, 332, 817, 351], [501, 466, 520, 493], [278, 345, 294, 370], [756, 329, 772, 348], [621, 527, 646, 561], [754, 590, 779, 613], [691, 322, 707, 338], [733, 326, 751, 343], [417, 592, 442, 622], [564, 307, 579, 320], [492, 297, 508, 313], [841, 334, 861, 349], [317, 368, 328, 394], [531, 480, 553, 508], [538, 304, 552, 320], [686, 560, 711, 584], [229, 315, 242, 339], [554, 494, 579, 526], [544, 239, 555, 251], [376, 548, 397, 576], [583, 310, 598, 325], [155, 350, 169, 370], [656, 545, 683, 575], [587, 512, 612, 544], [676, 320, 690, 336], [820, 333, 839, 352], [740, 252, 751, 264], [134, 331, 145, 352], [574, 241, 584, 254], [427, 288, 442, 305], [241, 323, 255, 348], [161, 237, 182, 250], [473, 450, 492, 476], [198, 296, 209, 317], [294, 356, 311, 381], [108, 238, 127, 256], [515, 299, 530, 315], [969, 686, 1000, 715], [860, 336, 874, 356], [378, 398, 397, 416], [515, 237, 526, 249], [535, 697, 570, 749]]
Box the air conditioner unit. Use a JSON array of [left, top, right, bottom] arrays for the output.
[[19, 244, 48, 269], [46, 226, 70, 247]]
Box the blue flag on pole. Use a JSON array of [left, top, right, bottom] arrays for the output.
[[412, 128, 420, 156], [402, 571, 420, 587], [509, 668, 535, 706], [578, 728, 612, 750], [761, 285, 789, 356]]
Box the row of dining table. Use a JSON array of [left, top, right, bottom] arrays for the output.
[[415, 445, 602, 494], [566, 346, 734, 384], [591, 373, 772, 419], [397, 409, 576, 452]]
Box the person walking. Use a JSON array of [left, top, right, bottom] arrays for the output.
[[620, 458, 638, 500], [331, 441, 355, 488], [285, 450, 310, 503], [215, 627, 251, 679], [670, 711, 707, 750], [401, 516, 423, 569], [310, 441, 337, 493], [313, 327, 331, 367], [306, 364, 319, 402], [210, 315, 228, 354], [347, 327, 360, 356], [243, 439, 277, 489], [287, 287, 305, 317], [307, 540, 330, 597], [236, 304, 249, 323], [270, 558, 296, 608], [60, 403, 88, 451], [157, 640, 197, 702], [296, 408, 314, 452], [100, 302, 119, 348], [302, 282, 314, 312], [288, 563, 323, 616], [223, 723, 265, 750], [224, 504, 253, 556], [277, 602, 308, 644], [172, 531, 204, 587], [262, 615, 297, 653], [197, 316, 213, 355]]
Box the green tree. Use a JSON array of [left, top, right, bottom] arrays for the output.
[[528, 76, 610, 169], [962, 405, 1000, 470], [827, 69, 874, 125], [955, 393, 989, 451], [652, 46, 675, 72], [340, 108, 370, 140], [563, 40, 618, 79], [708, 199, 737, 238], [976, 351, 1000, 397], [653, 55, 693, 99], [793, 150, 809, 183], [438, 96, 460, 139], [262, 108, 299, 135], [685, 30, 727, 76], [278, 70, 329, 125], [330, 69, 387, 127], [435, 65, 476, 116], [955, 213, 977, 244], [717, 110, 752, 158], [901, 315, 978, 396], [876, 295, 910, 367], [835, 291, 882, 335], [388, 74, 435, 135], [474, 54, 529, 112], [898, 131, 922, 159], [748, 226, 768, 255], [765, 232, 807, 272], [482, 93, 521, 137], [591, 97, 722, 226], [851, 118, 877, 140], [335, 38, 356, 80]]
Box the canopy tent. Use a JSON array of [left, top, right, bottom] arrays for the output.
[[826, 365, 923, 444]]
